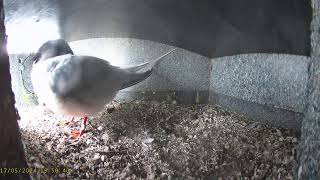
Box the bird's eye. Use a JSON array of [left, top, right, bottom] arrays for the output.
[[33, 53, 41, 63]]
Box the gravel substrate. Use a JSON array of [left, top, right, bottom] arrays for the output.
[[18, 101, 299, 179]]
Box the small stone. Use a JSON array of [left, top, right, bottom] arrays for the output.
[[142, 138, 154, 144], [121, 164, 133, 178], [160, 173, 168, 178], [290, 156, 294, 161], [33, 162, 44, 168], [59, 173, 66, 178], [263, 150, 270, 158], [225, 144, 230, 149], [29, 156, 36, 162], [102, 133, 109, 142], [47, 145, 52, 151], [92, 154, 100, 161], [86, 139, 93, 145], [97, 126, 103, 131], [276, 129, 282, 136], [292, 137, 298, 143], [101, 155, 105, 162], [148, 172, 156, 179]]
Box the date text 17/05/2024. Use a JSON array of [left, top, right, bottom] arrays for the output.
[[0, 167, 71, 174]]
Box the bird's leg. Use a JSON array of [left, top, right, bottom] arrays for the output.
[[70, 116, 88, 138]]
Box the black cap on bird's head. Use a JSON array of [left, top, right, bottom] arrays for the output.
[[33, 39, 74, 63]]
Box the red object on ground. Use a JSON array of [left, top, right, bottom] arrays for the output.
[[70, 117, 88, 138]]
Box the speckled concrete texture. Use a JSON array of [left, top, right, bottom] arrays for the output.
[[9, 54, 37, 108], [210, 54, 310, 113], [294, 2, 320, 178]]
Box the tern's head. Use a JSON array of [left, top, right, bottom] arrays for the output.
[[33, 39, 74, 63]]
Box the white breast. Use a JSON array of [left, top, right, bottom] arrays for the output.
[[31, 61, 65, 113], [31, 59, 111, 117]]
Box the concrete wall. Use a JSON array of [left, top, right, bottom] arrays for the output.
[[210, 54, 309, 113], [210, 54, 309, 130], [5, 0, 310, 131], [9, 38, 308, 130]]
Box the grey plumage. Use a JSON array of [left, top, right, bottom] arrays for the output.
[[31, 39, 175, 117]]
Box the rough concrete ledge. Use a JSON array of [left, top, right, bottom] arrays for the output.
[[115, 91, 209, 104], [209, 91, 303, 131]]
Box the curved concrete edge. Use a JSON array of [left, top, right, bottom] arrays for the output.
[[69, 38, 210, 92]]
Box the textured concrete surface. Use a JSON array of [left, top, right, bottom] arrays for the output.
[[294, 2, 320, 178], [9, 54, 37, 107], [211, 54, 310, 113]]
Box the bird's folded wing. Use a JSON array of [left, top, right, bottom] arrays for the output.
[[48, 55, 128, 104]]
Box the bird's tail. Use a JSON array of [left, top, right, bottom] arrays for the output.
[[123, 48, 176, 73], [119, 48, 176, 90], [119, 70, 153, 90]]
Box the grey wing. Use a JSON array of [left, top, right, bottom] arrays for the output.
[[49, 55, 128, 106]]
